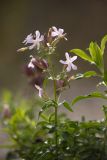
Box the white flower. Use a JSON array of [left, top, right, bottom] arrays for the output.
[[28, 55, 36, 69], [23, 30, 44, 50], [60, 52, 77, 72], [35, 84, 43, 98], [51, 26, 65, 38]]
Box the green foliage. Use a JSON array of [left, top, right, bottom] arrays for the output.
[[88, 42, 104, 73], [74, 71, 97, 80], [1, 33, 107, 160], [70, 35, 107, 76], [1, 91, 107, 160], [63, 101, 73, 112], [101, 35, 107, 55], [5, 111, 107, 160], [72, 91, 107, 106], [70, 49, 93, 63]]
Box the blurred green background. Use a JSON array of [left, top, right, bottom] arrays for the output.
[[0, 0, 107, 120]]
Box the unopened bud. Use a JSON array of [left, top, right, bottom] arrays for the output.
[[17, 47, 28, 52]]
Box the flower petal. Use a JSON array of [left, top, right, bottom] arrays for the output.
[[51, 32, 58, 37], [35, 30, 40, 38], [59, 28, 64, 34], [66, 64, 71, 72], [35, 84, 43, 98], [59, 60, 67, 65], [39, 88, 43, 97], [70, 56, 77, 62], [71, 63, 77, 70], [65, 52, 70, 61], [39, 35, 44, 41], [28, 62, 35, 68], [52, 26, 57, 32], [23, 34, 33, 44]]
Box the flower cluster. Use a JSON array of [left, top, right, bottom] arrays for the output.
[[18, 26, 77, 97]]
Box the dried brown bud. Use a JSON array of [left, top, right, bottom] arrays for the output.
[[32, 58, 49, 70], [56, 80, 65, 89], [30, 75, 44, 87], [24, 65, 35, 76]]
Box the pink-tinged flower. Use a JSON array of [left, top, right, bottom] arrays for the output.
[[60, 52, 77, 72], [35, 84, 43, 98], [28, 55, 36, 69], [51, 26, 66, 39], [23, 30, 44, 50]]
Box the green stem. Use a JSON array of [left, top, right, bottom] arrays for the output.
[[48, 55, 58, 158], [48, 56, 58, 160], [53, 79, 58, 159]]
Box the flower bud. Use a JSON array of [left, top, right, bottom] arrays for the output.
[[32, 58, 49, 70], [30, 75, 44, 87], [17, 47, 28, 52], [56, 80, 65, 89], [24, 65, 35, 76]]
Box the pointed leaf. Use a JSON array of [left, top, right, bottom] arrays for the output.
[[101, 35, 107, 55], [72, 92, 107, 105], [83, 71, 97, 78], [74, 71, 97, 80], [88, 42, 103, 71], [40, 113, 49, 121], [49, 113, 55, 122], [63, 101, 73, 112], [70, 49, 93, 63]]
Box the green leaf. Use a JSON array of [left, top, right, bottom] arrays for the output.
[[88, 42, 104, 71], [72, 92, 107, 105], [49, 113, 55, 122], [38, 100, 57, 119], [63, 101, 73, 112], [40, 113, 49, 121], [70, 49, 93, 63], [74, 71, 97, 80], [83, 71, 97, 78], [101, 35, 107, 55]]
